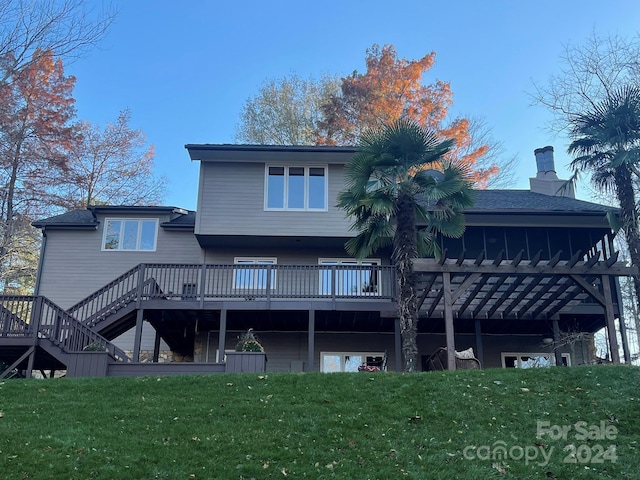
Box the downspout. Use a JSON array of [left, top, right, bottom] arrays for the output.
[[33, 229, 47, 296]]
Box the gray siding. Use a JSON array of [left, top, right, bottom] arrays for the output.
[[38, 212, 204, 308], [196, 162, 353, 237]]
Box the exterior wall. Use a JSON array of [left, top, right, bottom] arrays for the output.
[[37, 212, 204, 308], [196, 162, 353, 237], [195, 331, 398, 372], [417, 333, 592, 369], [192, 330, 593, 373]]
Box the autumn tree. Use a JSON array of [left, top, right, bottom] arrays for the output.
[[0, 49, 77, 289], [0, 0, 115, 85], [54, 109, 166, 209], [317, 44, 498, 186], [235, 73, 340, 145]]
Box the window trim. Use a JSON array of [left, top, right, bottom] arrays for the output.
[[233, 257, 277, 291], [501, 352, 571, 368], [101, 218, 159, 252], [320, 351, 386, 373], [264, 164, 328, 211]]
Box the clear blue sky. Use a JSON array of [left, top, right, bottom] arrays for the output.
[[66, 0, 640, 211]]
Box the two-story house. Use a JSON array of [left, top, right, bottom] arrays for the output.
[[0, 144, 635, 377]]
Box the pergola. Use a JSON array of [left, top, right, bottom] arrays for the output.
[[412, 248, 638, 370]]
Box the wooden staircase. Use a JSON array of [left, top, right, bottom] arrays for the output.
[[0, 296, 130, 378]]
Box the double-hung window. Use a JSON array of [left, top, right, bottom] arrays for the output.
[[233, 258, 277, 290], [265, 165, 327, 211], [102, 219, 158, 251]]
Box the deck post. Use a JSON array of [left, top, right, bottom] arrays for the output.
[[152, 328, 161, 363], [614, 276, 631, 363], [442, 272, 456, 371], [307, 310, 315, 372], [199, 263, 206, 309], [218, 309, 227, 363], [394, 318, 402, 372], [474, 319, 484, 367], [602, 275, 620, 364], [26, 346, 35, 378], [132, 309, 144, 362], [135, 264, 146, 308], [552, 318, 563, 366]]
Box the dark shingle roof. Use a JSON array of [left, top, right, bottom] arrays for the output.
[[31, 210, 97, 228], [470, 190, 616, 214]]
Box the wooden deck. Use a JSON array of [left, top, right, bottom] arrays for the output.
[[1, 255, 637, 377]]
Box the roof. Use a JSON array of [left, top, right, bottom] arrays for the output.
[[32, 192, 615, 230], [32, 206, 196, 229], [470, 190, 617, 214]]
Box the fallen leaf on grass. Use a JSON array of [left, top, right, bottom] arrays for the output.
[[492, 462, 507, 474], [521, 388, 530, 392]]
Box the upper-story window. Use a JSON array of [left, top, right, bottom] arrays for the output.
[[102, 219, 158, 251], [265, 165, 327, 211]]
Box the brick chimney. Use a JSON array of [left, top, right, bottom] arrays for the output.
[[529, 146, 575, 198]]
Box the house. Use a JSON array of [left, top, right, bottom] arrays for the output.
[[0, 144, 636, 378]]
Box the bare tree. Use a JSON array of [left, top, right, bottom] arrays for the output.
[[530, 31, 640, 134], [54, 109, 167, 208], [235, 73, 341, 145], [0, 0, 116, 84], [461, 116, 519, 188]]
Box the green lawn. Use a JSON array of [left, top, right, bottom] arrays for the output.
[[0, 365, 638, 479]]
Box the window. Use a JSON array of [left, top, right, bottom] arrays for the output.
[[265, 165, 327, 211], [502, 352, 571, 368], [321, 352, 385, 372], [319, 259, 381, 296], [102, 219, 158, 251], [233, 258, 277, 290]]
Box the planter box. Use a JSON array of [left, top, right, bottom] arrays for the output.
[[225, 352, 267, 373]]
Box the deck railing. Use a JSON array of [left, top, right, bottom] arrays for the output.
[[68, 263, 397, 326], [0, 296, 129, 362]]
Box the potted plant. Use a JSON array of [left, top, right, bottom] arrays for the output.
[[225, 328, 267, 373]]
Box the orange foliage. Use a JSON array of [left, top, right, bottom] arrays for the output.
[[0, 49, 77, 219], [316, 44, 495, 186]]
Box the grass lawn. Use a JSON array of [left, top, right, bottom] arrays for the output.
[[0, 365, 638, 479]]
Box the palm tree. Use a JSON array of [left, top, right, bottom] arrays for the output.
[[568, 85, 640, 317], [337, 119, 475, 372]]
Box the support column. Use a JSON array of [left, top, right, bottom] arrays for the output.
[[614, 277, 631, 363], [132, 309, 144, 362], [602, 275, 621, 364], [152, 328, 161, 363], [443, 272, 456, 371], [552, 318, 563, 366], [307, 310, 315, 372], [25, 347, 35, 378], [474, 319, 484, 367], [394, 318, 402, 372], [218, 309, 227, 363]]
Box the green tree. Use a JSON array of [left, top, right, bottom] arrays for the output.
[[337, 119, 475, 372], [567, 85, 640, 318], [235, 73, 340, 145]]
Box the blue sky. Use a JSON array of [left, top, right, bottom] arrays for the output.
[[66, 0, 640, 211]]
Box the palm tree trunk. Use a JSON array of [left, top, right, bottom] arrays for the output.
[[394, 192, 419, 372], [615, 167, 640, 342]]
